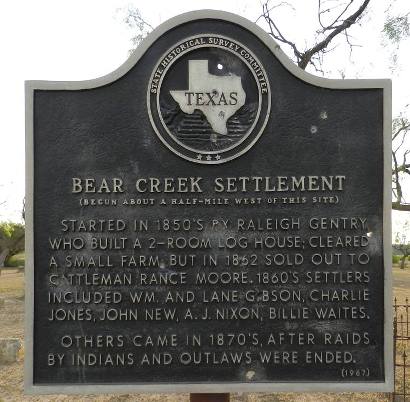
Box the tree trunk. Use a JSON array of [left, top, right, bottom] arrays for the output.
[[400, 255, 406, 270], [0, 248, 9, 277]]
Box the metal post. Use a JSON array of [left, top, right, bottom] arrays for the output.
[[190, 394, 230, 402], [403, 351, 407, 402], [393, 317, 397, 402]]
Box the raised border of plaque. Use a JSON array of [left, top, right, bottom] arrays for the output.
[[25, 9, 393, 394]]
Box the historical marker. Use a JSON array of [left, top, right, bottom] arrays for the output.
[[25, 10, 392, 394]]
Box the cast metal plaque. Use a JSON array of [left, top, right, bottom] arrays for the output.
[[25, 10, 392, 394]]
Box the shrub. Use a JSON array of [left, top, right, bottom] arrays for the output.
[[393, 255, 401, 264], [6, 252, 25, 268]]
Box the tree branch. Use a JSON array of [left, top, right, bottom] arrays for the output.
[[392, 202, 410, 212], [392, 114, 410, 210], [259, 0, 370, 71], [393, 163, 410, 175], [392, 121, 410, 141], [319, 0, 355, 31], [261, 3, 302, 61], [298, 0, 370, 69], [392, 150, 403, 203]]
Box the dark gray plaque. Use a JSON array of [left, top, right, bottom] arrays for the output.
[[25, 10, 393, 394]]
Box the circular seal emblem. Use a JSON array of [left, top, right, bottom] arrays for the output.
[[147, 35, 271, 164]]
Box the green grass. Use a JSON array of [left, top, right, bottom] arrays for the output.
[[5, 252, 25, 268]]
